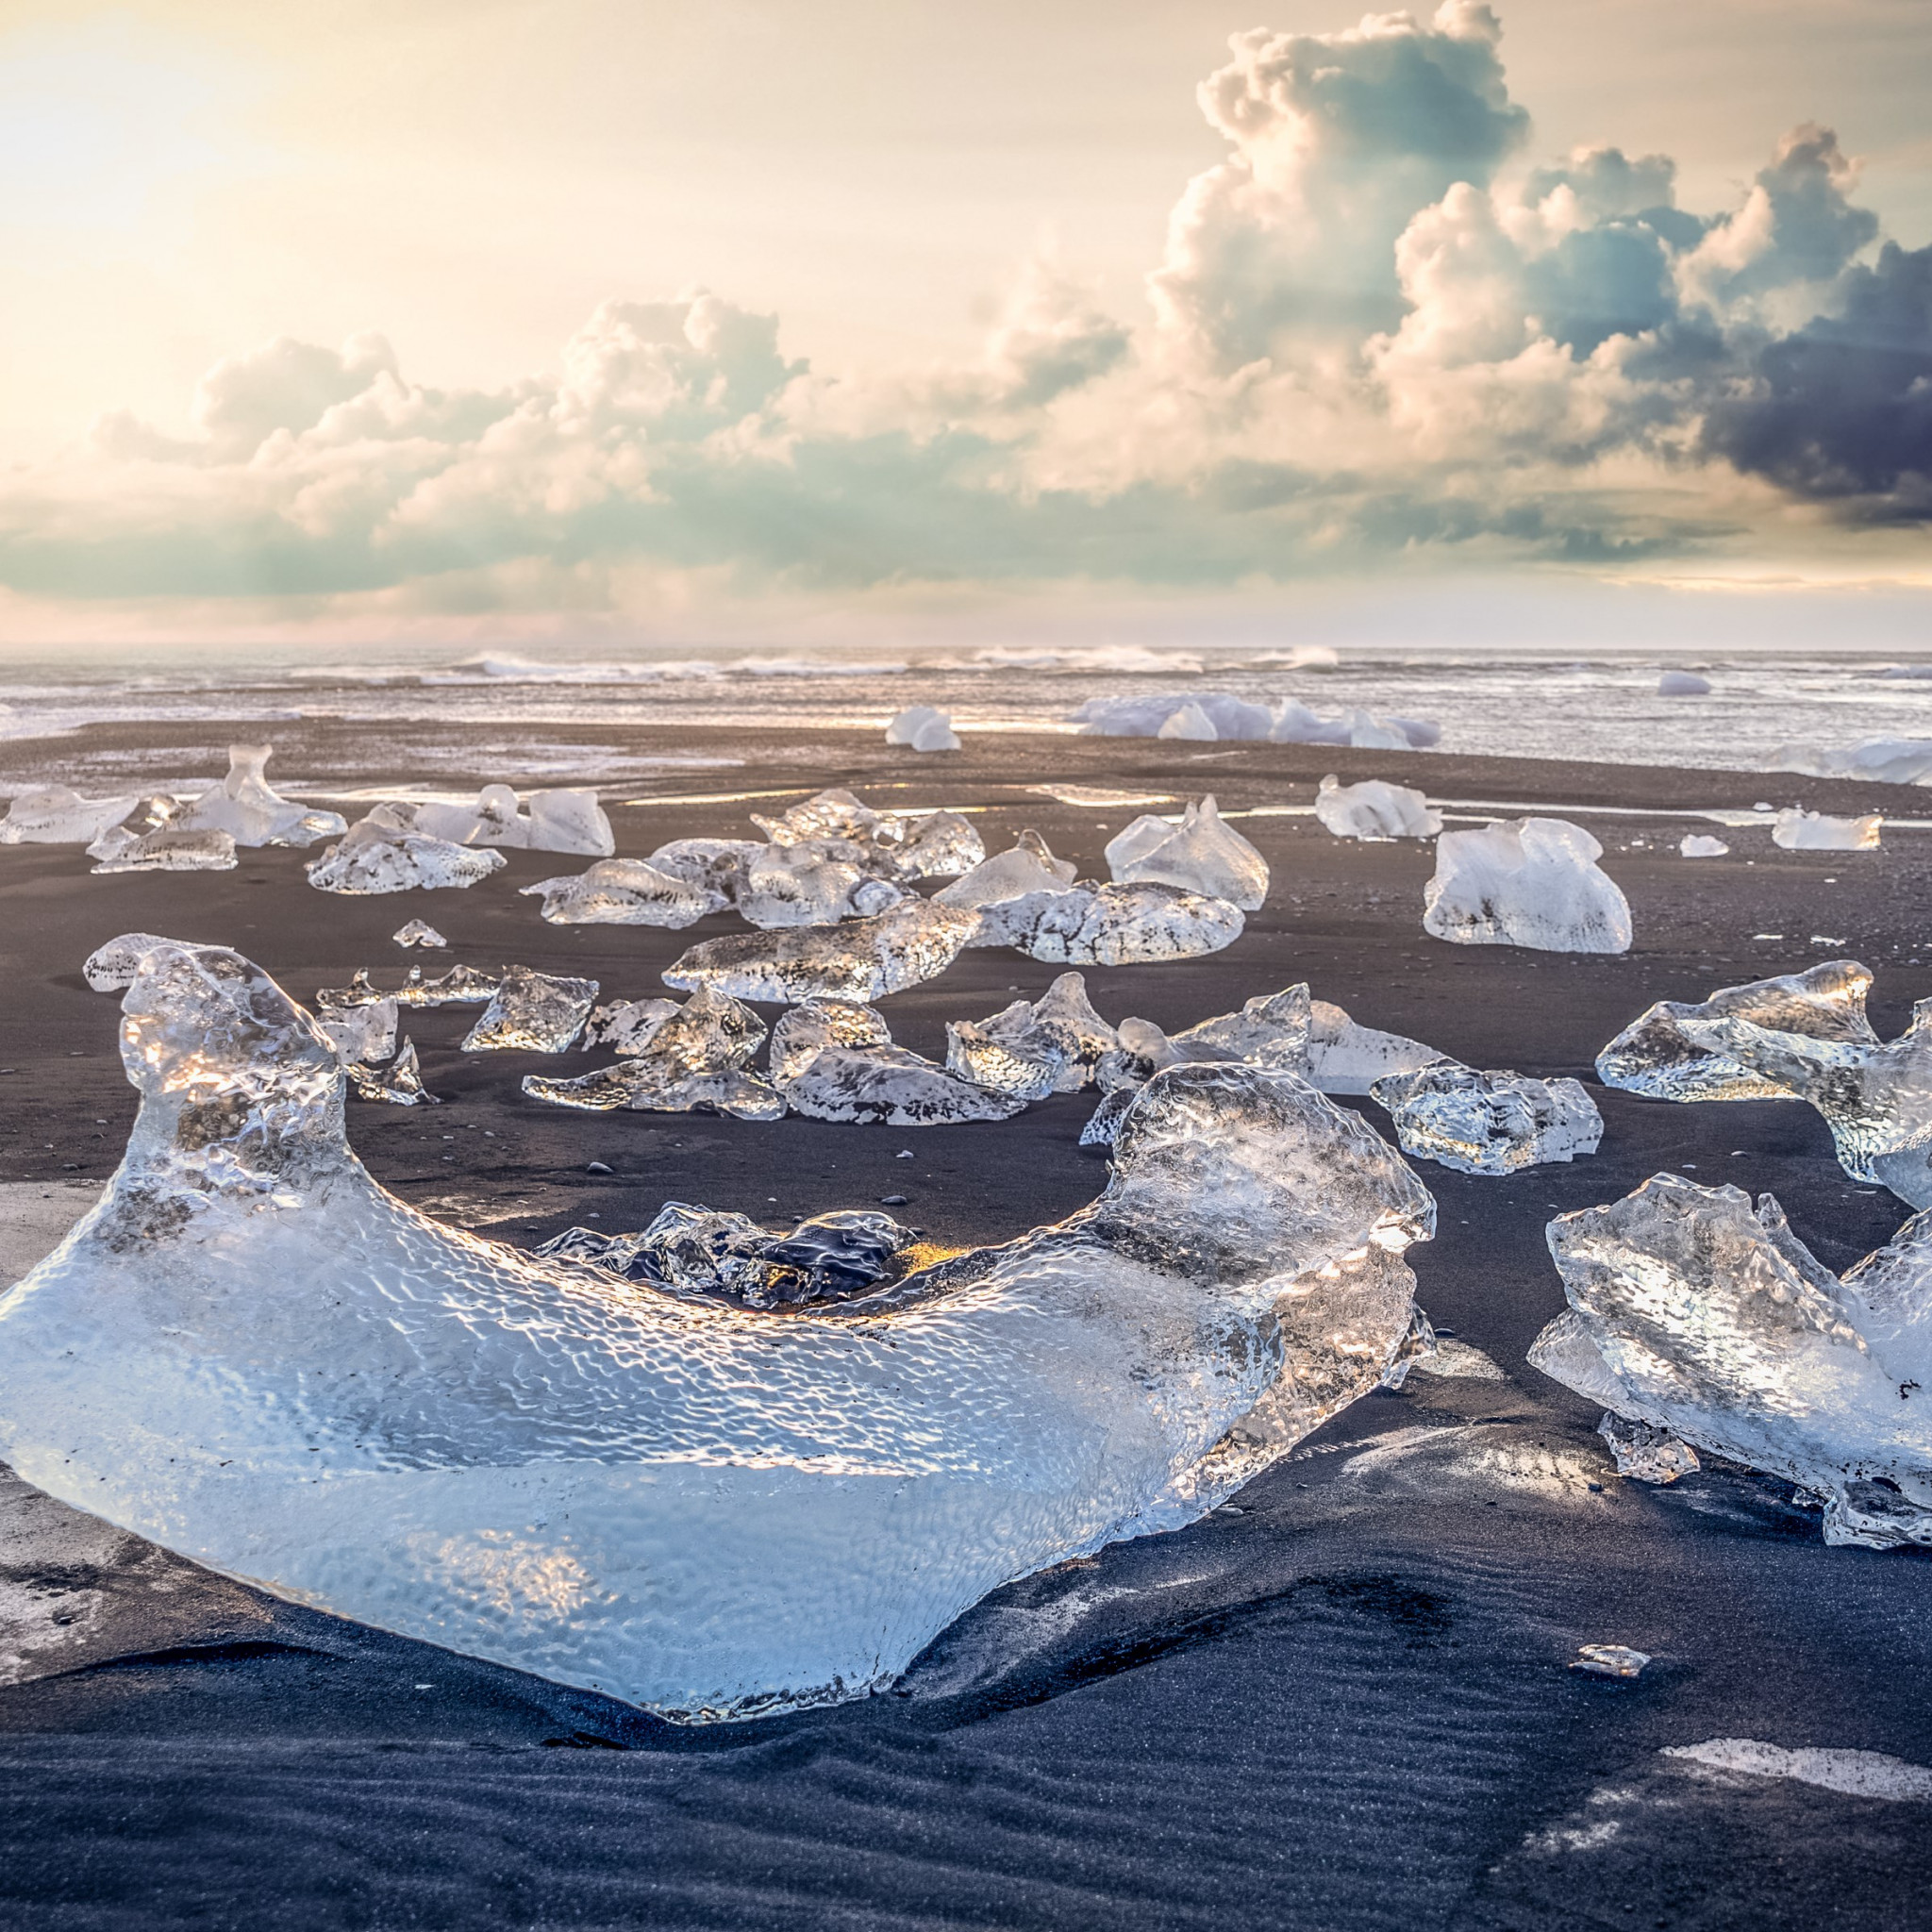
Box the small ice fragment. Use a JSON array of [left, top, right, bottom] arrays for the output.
[[347, 1039, 438, 1106], [1598, 1412, 1700, 1482], [885, 706, 961, 752], [587, 1162, 614, 1174], [1595, 959, 1875, 1103], [897, 1148, 914, 1159], [1313, 775, 1442, 842], [1371, 1062, 1603, 1174], [1680, 834, 1729, 858], [306, 813, 508, 894], [83, 934, 177, 992], [525, 986, 780, 1118], [460, 966, 599, 1053], [1306, 1000, 1442, 1096], [1774, 808, 1881, 851], [1409, 1338, 1507, 1381], [664, 899, 982, 1004], [522, 858, 727, 928], [581, 997, 681, 1055], [1156, 703, 1218, 741], [1657, 671, 1711, 696], [1424, 817, 1631, 953], [1105, 796, 1269, 910], [773, 1001, 1026, 1125], [168, 745, 346, 848], [1572, 1644, 1652, 1678], [0, 784, 142, 845], [392, 920, 447, 949]]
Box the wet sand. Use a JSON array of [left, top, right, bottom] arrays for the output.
[[2, 724, 1930, 1930]]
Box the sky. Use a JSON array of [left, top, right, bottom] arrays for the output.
[[0, 0, 1928, 654]]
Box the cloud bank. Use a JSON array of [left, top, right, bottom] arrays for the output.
[[2, 1, 1926, 636]]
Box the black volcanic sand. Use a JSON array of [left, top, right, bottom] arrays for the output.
[[2, 725, 1932, 1930]]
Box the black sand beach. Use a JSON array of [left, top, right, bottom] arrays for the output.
[[3, 724, 1931, 1930]]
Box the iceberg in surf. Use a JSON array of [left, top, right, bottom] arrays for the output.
[[1767, 739, 1932, 786], [664, 899, 982, 1004], [1657, 671, 1711, 696], [522, 858, 727, 928], [1424, 818, 1631, 954], [1314, 775, 1441, 841], [0, 942, 1435, 1716], [1105, 796, 1269, 910], [525, 987, 780, 1119], [306, 809, 509, 894], [0, 785, 141, 846], [1371, 1063, 1602, 1174], [1532, 1174, 1932, 1548], [1773, 808, 1881, 851], [169, 745, 346, 848], [771, 1001, 1026, 1125], [1068, 694, 1438, 749], [885, 707, 962, 753]]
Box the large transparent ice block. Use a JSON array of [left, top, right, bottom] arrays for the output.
[[0, 945, 1435, 1717], [1424, 817, 1631, 953], [1104, 796, 1269, 910]]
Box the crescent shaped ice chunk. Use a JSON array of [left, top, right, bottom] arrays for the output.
[[1595, 959, 1875, 1104], [1424, 817, 1631, 953], [0, 943, 1436, 1716], [168, 745, 347, 848], [525, 987, 781, 1119], [83, 933, 180, 992], [1314, 775, 1442, 842], [306, 813, 509, 894], [0, 785, 142, 845], [1531, 1174, 1932, 1548], [1773, 808, 1881, 851], [771, 1002, 1027, 1125], [1370, 1062, 1603, 1175], [664, 898, 982, 1004], [522, 858, 728, 928], [1105, 797, 1269, 911]]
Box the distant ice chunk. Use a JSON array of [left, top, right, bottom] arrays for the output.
[[525, 986, 780, 1118], [1773, 808, 1881, 851], [347, 1040, 438, 1107], [1104, 796, 1268, 910], [1595, 959, 1875, 1103], [1597, 1412, 1700, 1483], [582, 997, 681, 1055], [1532, 1174, 1932, 1549], [391, 919, 447, 948], [459, 965, 598, 1052], [1070, 692, 1274, 741], [1572, 1645, 1652, 1679], [83, 933, 176, 992], [306, 812, 508, 894], [408, 786, 614, 857], [522, 858, 727, 928], [1306, 999, 1442, 1095], [1271, 703, 1439, 749], [1657, 671, 1711, 696], [1371, 1062, 1603, 1174], [994, 882, 1244, 966], [0, 785, 141, 845], [1313, 774, 1442, 841], [1424, 817, 1631, 953], [945, 972, 1118, 1098], [664, 899, 982, 1004], [1767, 738, 1932, 785], [773, 1001, 1026, 1125], [169, 744, 346, 848], [1157, 702, 1218, 741], [0, 947, 1435, 1714], [886, 706, 961, 752], [1679, 834, 1729, 858]]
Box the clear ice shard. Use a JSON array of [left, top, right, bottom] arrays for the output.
[[405, 786, 615, 857], [316, 996, 399, 1065], [525, 988, 780, 1118], [772, 1002, 1027, 1125], [1306, 999, 1442, 1096], [460, 966, 599, 1053], [750, 790, 984, 881], [989, 882, 1244, 966], [663, 899, 982, 1004], [391, 920, 447, 948], [1531, 1173, 1932, 1548], [1773, 808, 1881, 851], [0, 784, 141, 845], [885, 707, 961, 752], [1104, 796, 1270, 911], [933, 831, 1078, 919], [1424, 817, 1631, 954], [732, 843, 905, 928], [1370, 1063, 1603, 1175], [86, 795, 238, 872], [83, 933, 176, 992], [1680, 835, 1729, 858], [538, 1207, 917, 1309], [167, 744, 347, 848], [1597, 1412, 1700, 1483], [0, 944, 1436, 1717], [347, 1040, 438, 1107], [1313, 775, 1442, 841], [643, 838, 765, 901], [1595, 959, 1876, 1104], [306, 811, 508, 895], [581, 997, 681, 1054], [944, 973, 1118, 1099], [522, 858, 727, 928]]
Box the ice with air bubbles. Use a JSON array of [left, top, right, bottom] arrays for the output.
[[664, 899, 982, 1004], [306, 810, 508, 895], [2, 785, 142, 846], [0, 942, 1435, 1716], [1424, 817, 1631, 954], [392, 920, 447, 949], [945, 973, 1118, 1099], [990, 881, 1244, 966], [1532, 1174, 1932, 1549], [1371, 1062, 1602, 1175], [772, 1002, 1025, 1125], [523, 858, 727, 928]]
